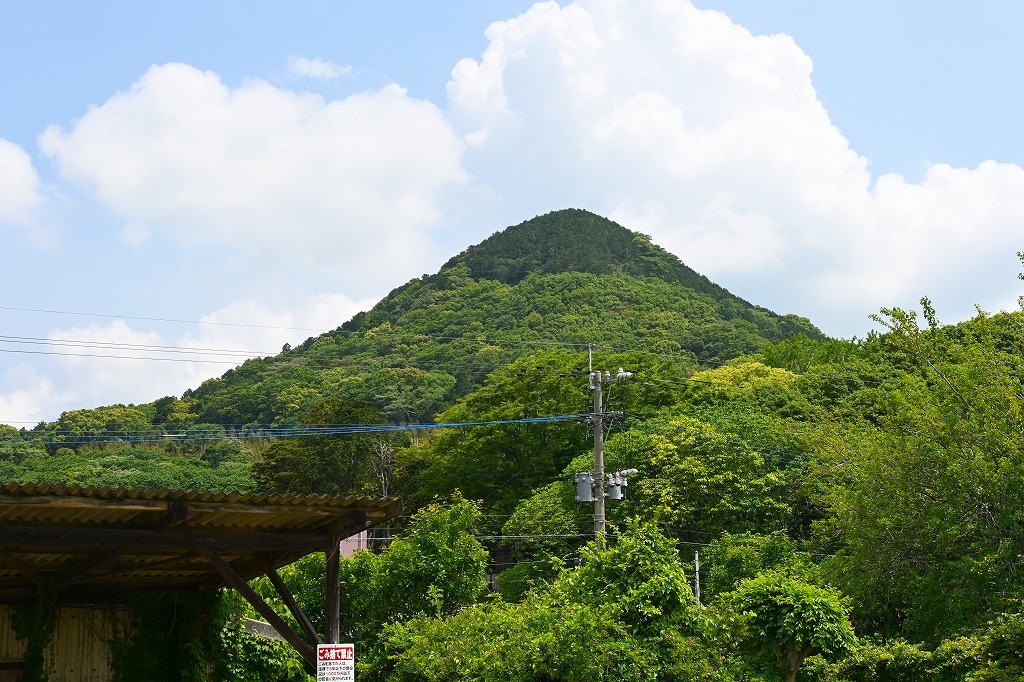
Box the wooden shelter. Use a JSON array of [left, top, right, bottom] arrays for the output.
[[0, 482, 401, 676]]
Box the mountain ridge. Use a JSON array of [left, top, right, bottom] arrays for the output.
[[342, 209, 817, 339], [181, 208, 821, 424]]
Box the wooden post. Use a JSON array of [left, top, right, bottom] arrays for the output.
[[325, 536, 341, 644]]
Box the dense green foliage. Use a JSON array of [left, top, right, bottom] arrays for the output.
[[247, 495, 489, 680], [0, 443, 254, 491], [7, 213, 1024, 680], [253, 399, 390, 495], [383, 523, 734, 681], [180, 210, 821, 427], [395, 347, 691, 517]]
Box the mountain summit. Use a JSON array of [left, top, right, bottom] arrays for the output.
[[188, 209, 821, 424], [442, 209, 729, 297]]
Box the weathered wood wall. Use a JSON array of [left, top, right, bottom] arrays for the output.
[[0, 605, 129, 682]]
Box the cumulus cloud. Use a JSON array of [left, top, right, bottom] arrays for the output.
[[0, 364, 68, 427], [39, 63, 467, 295], [446, 0, 1024, 335], [181, 293, 378, 360], [287, 56, 352, 80], [0, 139, 46, 233], [22, 0, 1024, 345]]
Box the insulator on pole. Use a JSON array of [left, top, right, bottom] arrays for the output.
[[606, 474, 623, 500]]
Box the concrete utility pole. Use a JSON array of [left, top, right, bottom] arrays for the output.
[[575, 349, 637, 544], [591, 367, 606, 539]]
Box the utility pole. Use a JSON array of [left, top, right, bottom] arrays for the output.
[[576, 348, 637, 544], [591, 367, 606, 540]]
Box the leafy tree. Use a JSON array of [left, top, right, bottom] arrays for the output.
[[759, 334, 862, 374], [400, 348, 690, 518], [800, 638, 939, 682], [731, 571, 856, 682], [385, 598, 647, 682], [248, 495, 487, 681], [971, 611, 1024, 681], [684, 361, 814, 421], [812, 308, 1024, 642], [36, 405, 153, 453], [497, 480, 588, 601], [252, 399, 385, 495], [383, 524, 733, 681], [342, 494, 489, 634], [0, 446, 254, 491], [0, 425, 46, 465], [335, 367, 457, 423], [703, 532, 816, 600], [399, 349, 592, 515], [624, 413, 795, 540]]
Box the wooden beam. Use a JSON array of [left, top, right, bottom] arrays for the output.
[[0, 547, 42, 587], [200, 551, 316, 669], [187, 502, 361, 516], [261, 557, 322, 646], [322, 511, 368, 538], [0, 495, 166, 511], [54, 548, 126, 590], [158, 501, 191, 528], [325, 537, 341, 644], [0, 526, 340, 553], [0, 497, 400, 524], [63, 553, 230, 583]]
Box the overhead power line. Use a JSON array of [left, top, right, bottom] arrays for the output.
[[0, 335, 269, 357], [0, 334, 276, 365], [0, 305, 711, 362], [0, 348, 245, 365], [0, 306, 328, 333], [4, 414, 591, 446]]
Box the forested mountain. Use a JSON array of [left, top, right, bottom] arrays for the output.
[[185, 209, 820, 426]]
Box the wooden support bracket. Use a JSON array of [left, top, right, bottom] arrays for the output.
[[0, 547, 42, 587], [199, 550, 315, 669], [260, 555, 322, 646]]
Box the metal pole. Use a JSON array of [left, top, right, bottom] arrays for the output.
[[694, 550, 701, 607]]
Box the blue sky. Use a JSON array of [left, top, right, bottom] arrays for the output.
[[2, 0, 1024, 424]]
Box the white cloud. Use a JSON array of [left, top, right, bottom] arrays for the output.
[[39, 63, 467, 296], [287, 56, 352, 80], [24, 0, 1024, 344], [45, 320, 183, 407], [0, 139, 46, 234], [445, 0, 1024, 336], [182, 293, 378, 360], [0, 364, 68, 426]]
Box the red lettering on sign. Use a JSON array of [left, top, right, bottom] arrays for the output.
[[318, 645, 355, 661]]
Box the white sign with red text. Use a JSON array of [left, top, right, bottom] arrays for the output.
[[317, 643, 355, 681]]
